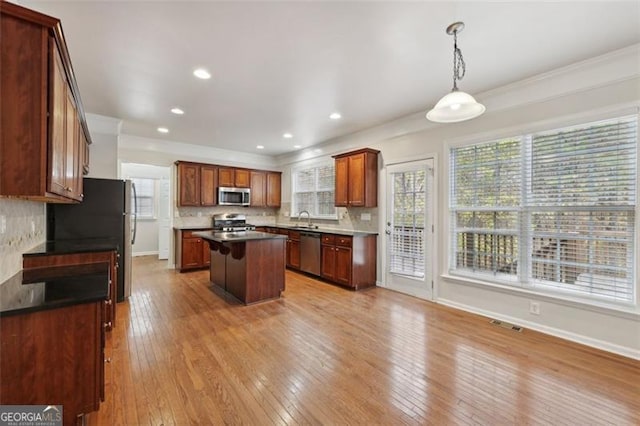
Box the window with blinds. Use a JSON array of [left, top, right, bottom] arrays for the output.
[[291, 163, 337, 219], [450, 115, 637, 304], [131, 178, 156, 219]]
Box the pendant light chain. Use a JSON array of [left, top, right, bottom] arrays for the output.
[[452, 31, 466, 91]]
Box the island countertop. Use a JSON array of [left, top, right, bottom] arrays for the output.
[[193, 230, 287, 243]]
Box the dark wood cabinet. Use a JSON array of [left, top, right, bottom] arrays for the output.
[[0, 300, 105, 426], [251, 170, 282, 207], [333, 148, 379, 207], [219, 167, 250, 188], [176, 162, 217, 207], [266, 172, 282, 207], [286, 231, 301, 269], [175, 229, 211, 271], [22, 250, 118, 331], [319, 233, 376, 289], [0, 2, 91, 203], [250, 171, 266, 207]]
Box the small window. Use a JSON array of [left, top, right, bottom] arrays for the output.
[[131, 178, 156, 219], [291, 162, 337, 219]]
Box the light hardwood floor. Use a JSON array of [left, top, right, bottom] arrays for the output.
[[88, 256, 640, 425]]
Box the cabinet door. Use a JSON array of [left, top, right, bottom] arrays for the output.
[[64, 90, 82, 201], [49, 41, 67, 197], [202, 239, 211, 267], [250, 171, 266, 207], [235, 169, 250, 187], [200, 165, 217, 206], [266, 172, 281, 207], [181, 237, 203, 268], [334, 157, 349, 207], [321, 244, 336, 280], [335, 246, 352, 286], [178, 163, 200, 206], [348, 153, 366, 206], [218, 167, 235, 187], [287, 239, 301, 269]]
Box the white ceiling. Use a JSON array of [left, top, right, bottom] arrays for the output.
[[23, 1, 640, 156]]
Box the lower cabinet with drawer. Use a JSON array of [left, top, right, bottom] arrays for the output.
[[321, 233, 377, 289], [175, 229, 212, 271]]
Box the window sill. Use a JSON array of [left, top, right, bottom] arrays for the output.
[[441, 273, 640, 321]]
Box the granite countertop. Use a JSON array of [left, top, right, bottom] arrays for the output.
[[24, 238, 120, 257], [0, 267, 109, 317], [262, 224, 378, 237], [173, 225, 214, 230], [193, 230, 287, 243]]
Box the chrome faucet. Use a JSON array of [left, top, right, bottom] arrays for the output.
[[298, 210, 312, 228]]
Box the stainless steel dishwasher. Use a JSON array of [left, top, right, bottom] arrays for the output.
[[300, 231, 321, 276]]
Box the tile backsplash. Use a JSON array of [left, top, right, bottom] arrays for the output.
[[276, 202, 378, 233], [0, 199, 45, 283]]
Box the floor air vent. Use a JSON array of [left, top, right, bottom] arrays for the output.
[[490, 319, 523, 332]]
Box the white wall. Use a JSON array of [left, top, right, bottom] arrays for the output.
[[275, 45, 640, 359], [121, 163, 171, 256], [86, 113, 121, 179]]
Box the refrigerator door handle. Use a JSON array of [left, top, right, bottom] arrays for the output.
[[131, 181, 138, 245]]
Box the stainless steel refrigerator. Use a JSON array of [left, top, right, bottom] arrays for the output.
[[47, 178, 136, 302]]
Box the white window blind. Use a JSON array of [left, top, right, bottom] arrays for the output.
[[450, 115, 637, 305], [390, 169, 427, 278], [450, 139, 521, 278], [292, 163, 337, 219], [131, 178, 156, 219]]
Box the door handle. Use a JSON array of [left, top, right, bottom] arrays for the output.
[[385, 230, 391, 235]]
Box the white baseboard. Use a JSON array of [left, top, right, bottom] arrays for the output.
[[132, 251, 158, 257], [438, 298, 640, 361]]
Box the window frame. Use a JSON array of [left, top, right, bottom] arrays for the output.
[[130, 177, 157, 221], [290, 160, 338, 220], [447, 114, 638, 308]]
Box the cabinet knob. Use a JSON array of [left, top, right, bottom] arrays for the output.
[[103, 322, 112, 329], [104, 357, 112, 363], [105, 299, 112, 306]]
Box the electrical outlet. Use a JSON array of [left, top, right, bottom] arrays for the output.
[[529, 301, 540, 315], [360, 213, 371, 221], [31, 220, 35, 234], [0, 215, 6, 234]]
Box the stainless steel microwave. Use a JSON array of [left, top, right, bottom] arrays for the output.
[[218, 187, 250, 206]]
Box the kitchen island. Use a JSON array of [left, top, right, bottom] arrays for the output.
[[194, 231, 286, 304]]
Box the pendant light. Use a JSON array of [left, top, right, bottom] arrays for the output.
[[426, 22, 485, 123]]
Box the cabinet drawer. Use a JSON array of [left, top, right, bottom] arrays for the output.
[[321, 234, 335, 245], [336, 236, 352, 247], [288, 231, 300, 240], [182, 230, 209, 238]]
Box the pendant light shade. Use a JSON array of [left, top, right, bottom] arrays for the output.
[[426, 90, 485, 123], [427, 22, 485, 123]]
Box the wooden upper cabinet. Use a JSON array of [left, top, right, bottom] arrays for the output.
[[200, 165, 217, 206], [176, 162, 217, 207], [219, 167, 250, 188], [333, 148, 379, 207], [266, 172, 281, 207], [235, 169, 250, 188], [0, 3, 92, 203], [250, 171, 266, 207], [177, 162, 200, 206]]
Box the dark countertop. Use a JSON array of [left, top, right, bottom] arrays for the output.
[[260, 224, 378, 237], [0, 267, 109, 317], [173, 225, 214, 230], [194, 230, 287, 243], [24, 238, 119, 257]]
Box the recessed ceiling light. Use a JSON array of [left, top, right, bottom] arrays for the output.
[[193, 68, 211, 79], [157, 127, 169, 133], [329, 112, 342, 120], [256, 145, 265, 149], [171, 107, 184, 115], [283, 133, 293, 139], [293, 145, 301, 149]]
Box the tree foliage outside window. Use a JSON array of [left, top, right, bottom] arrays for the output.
[[291, 163, 337, 219], [450, 116, 637, 304]]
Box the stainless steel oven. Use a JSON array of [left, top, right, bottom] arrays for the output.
[[218, 187, 250, 206]]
